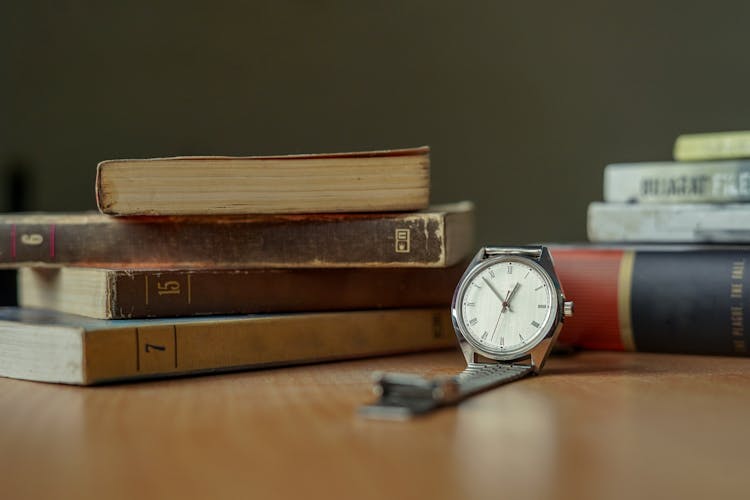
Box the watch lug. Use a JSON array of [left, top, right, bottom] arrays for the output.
[[528, 338, 553, 373], [538, 247, 563, 290], [468, 247, 487, 266], [458, 339, 476, 365], [528, 322, 563, 373]]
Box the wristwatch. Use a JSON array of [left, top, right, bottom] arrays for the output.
[[360, 245, 573, 419]]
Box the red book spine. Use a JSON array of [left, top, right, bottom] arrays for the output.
[[551, 246, 750, 356], [551, 248, 629, 351]]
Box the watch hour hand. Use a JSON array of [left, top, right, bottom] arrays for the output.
[[502, 282, 520, 312]]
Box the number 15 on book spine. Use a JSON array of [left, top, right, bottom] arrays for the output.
[[143, 275, 191, 307]]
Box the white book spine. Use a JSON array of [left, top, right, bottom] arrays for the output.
[[603, 161, 750, 203], [587, 202, 750, 243]]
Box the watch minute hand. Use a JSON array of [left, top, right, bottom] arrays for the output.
[[482, 276, 505, 302]]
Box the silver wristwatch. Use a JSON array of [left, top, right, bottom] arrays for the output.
[[360, 245, 573, 419]]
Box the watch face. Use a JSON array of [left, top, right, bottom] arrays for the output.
[[453, 256, 558, 359]]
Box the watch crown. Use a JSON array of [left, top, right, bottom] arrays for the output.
[[563, 301, 574, 318]]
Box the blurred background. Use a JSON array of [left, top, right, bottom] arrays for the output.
[[3, 1, 750, 243]]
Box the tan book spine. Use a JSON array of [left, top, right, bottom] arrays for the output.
[[82, 309, 455, 384]]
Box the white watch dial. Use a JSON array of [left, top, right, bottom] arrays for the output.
[[458, 257, 555, 357]]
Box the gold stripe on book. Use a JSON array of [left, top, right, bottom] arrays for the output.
[[617, 250, 636, 352]]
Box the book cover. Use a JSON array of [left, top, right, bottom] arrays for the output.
[[0, 202, 474, 268], [96, 147, 430, 216], [550, 246, 750, 356], [19, 264, 466, 319], [587, 202, 750, 243], [0, 307, 456, 385], [674, 131, 750, 161], [603, 160, 750, 204]]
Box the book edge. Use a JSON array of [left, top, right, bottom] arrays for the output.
[[96, 146, 430, 167]]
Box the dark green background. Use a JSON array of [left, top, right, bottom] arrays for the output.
[[2, 1, 750, 243]]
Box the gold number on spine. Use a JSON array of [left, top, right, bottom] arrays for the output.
[[156, 280, 181, 296]]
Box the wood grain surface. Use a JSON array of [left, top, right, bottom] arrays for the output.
[[0, 350, 749, 500]]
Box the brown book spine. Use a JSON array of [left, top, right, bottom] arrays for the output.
[[80, 308, 456, 384], [20, 266, 465, 319], [109, 266, 464, 318], [0, 208, 472, 268]]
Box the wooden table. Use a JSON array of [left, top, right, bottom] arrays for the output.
[[1, 350, 748, 500]]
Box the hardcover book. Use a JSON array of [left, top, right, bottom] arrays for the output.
[[603, 161, 750, 204], [0, 202, 474, 268], [674, 130, 750, 161], [19, 264, 466, 319], [587, 202, 750, 243], [0, 307, 455, 385], [550, 245, 750, 356], [96, 147, 430, 216]]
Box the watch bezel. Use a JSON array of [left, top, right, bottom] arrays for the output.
[[451, 254, 560, 361]]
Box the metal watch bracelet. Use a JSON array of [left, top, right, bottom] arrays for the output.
[[359, 363, 534, 420]]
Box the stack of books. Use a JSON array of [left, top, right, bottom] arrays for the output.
[[589, 131, 750, 243], [0, 147, 476, 384], [549, 131, 750, 357]]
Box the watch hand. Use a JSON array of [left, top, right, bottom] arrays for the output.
[[502, 282, 521, 313], [482, 277, 505, 302], [491, 289, 513, 340], [501, 289, 511, 311], [491, 307, 504, 341]]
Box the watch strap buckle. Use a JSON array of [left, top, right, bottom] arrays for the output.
[[359, 363, 534, 420], [358, 372, 459, 420]]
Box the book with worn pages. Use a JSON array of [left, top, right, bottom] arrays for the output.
[[0, 307, 455, 385], [96, 147, 431, 215], [0, 202, 474, 268], [18, 265, 466, 319]]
